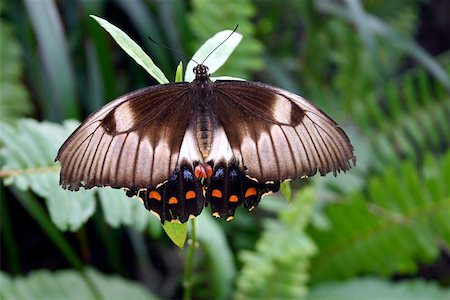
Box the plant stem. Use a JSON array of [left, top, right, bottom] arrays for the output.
[[183, 218, 197, 300]]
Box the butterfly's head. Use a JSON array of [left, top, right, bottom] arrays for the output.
[[193, 64, 209, 80]]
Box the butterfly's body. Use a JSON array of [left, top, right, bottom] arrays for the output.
[[56, 64, 355, 223]]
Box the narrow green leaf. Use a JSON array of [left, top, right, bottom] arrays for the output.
[[185, 30, 242, 82], [114, 0, 171, 70], [90, 15, 169, 84], [24, 0, 79, 120], [280, 181, 292, 202], [11, 188, 84, 271], [196, 213, 236, 299], [162, 221, 187, 248], [343, 0, 377, 53], [175, 61, 183, 82]]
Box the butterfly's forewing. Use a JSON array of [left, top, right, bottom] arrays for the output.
[[56, 83, 193, 191], [212, 80, 355, 183]]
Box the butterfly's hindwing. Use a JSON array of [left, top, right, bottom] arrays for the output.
[[206, 160, 280, 220], [136, 161, 204, 223]]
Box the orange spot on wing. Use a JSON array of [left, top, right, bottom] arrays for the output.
[[194, 165, 206, 179], [186, 190, 196, 199], [212, 189, 222, 198], [168, 197, 178, 204], [206, 165, 213, 178], [245, 187, 257, 198], [149, 190, 161, 201], [229, 195, 239, 202]]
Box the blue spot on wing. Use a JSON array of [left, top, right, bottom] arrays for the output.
[[183, 169, 194, 180], [214, 168, 225, 178], [229, 169, 239, 179]]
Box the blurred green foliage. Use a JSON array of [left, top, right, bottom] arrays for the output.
[[1, 0, 449, 299]]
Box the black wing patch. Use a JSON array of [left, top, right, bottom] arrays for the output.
[[213, 80, 356, 182], [56, 83, 192, 191]]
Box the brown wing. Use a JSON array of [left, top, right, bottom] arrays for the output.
[[56, 83, 192, 191], [213, 80, 356, 182]]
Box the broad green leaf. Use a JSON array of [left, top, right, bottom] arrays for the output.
[[90, 15, 169, 84], [0, 268, 159, 300], [0, 120, 95, 231], [97, 189, 151, 232], [308, 277, 450, 300], [185, 30, 242, 82], [162, 221, 187, 248]]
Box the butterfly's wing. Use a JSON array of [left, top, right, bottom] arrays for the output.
[[56, 83, 204, 222], [212, 80, 355, 183]]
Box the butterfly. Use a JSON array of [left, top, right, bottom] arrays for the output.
[[56, 63, 355, 224]]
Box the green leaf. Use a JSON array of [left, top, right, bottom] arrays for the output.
[[0, 120, 95, 231], [175, 61, 184, 83], [162, 221, 187, 248], [97, 189, 151, 232], [280, 181, 292, 202], [0, 268, 159, 300], [90, 15, 169, 84], [308, 277, 450, 300], [24, 0, 78, 120], [185, 29, 242, 82]]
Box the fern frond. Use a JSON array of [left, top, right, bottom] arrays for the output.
[[308, 151, 450, 283], [235, 188, 317, 300], [0, 17, 33, 123], [354, 58, 450, 167], [0, 119, 151, 231], [187, 0, 263, 78], [0, 268, 158, 300]]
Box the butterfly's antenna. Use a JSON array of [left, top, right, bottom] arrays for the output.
[[147, 36, 199, 65], [201, 24, 239, 65]]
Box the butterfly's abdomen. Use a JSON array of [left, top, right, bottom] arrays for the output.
[[194, 105, 215, 158]]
